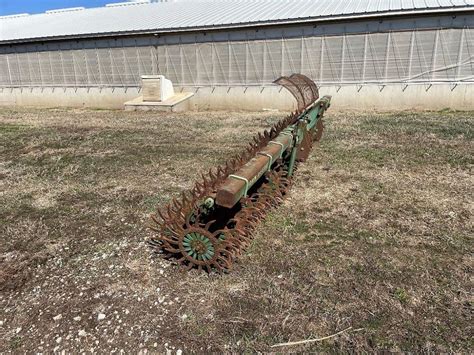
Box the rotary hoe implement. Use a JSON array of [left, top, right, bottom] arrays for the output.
[[148, 74, 332, 272]]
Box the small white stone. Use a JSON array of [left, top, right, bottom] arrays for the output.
[[16, 327, 22, 333], [181, 314, 188, 321], [153, 343, 158, 348], [98, 313, 106, 321], [0, 320, 4, 326], [125, 309, 130, 315], [73, 316, 81, 322], [78, 329, 87, 337], [159, 269, 164, 275], [56, 337, 62, 344], [53, 314, 62, 321], [177, 350, 183, 355]]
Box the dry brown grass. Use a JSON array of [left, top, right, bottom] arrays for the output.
[[0, 107, 472, 352]]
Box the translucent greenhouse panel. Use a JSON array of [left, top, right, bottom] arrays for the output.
[[7, 54, 21, 86], [0, 55, 9, 85], [26, 52, 42, 86], [84, 49, 99, 85], [72, 50, 89, 85], [196, 43, 213, 86], [136, 46, 154, 78], [163, 44, 182, 84], [282, 38, 302, 77], [61, 50, 76, 86], [110, 47, 127, 86], [300, 37, 322, 83], [122, 47, 140, 86], [458, 28, 473, 81], [181, 44, 197, 85], [246, 40, 264, 85], [432, 29, 462, 81], [321, 36, 343, 84], [49, 51, 65, 86], [263, 40, 282, 83], [229, 42, 246, 85], [39, 51, 53, 85], [364, 32, 388, 83], [155, 45, 166, 79], [341, 34, 365, 84], [96, 48, 113, 86], [213, 42, 230, 85], [410, 30, 437, 82], [387, 31, 412, 82], [15, 53, 31, 86]]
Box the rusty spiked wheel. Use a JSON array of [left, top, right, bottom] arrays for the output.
[[176, 226, 235, 272]]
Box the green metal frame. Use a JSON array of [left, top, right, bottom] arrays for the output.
[[287, 95, 331, 176]]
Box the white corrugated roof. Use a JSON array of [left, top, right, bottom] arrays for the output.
[[1, 0, 473, 43]]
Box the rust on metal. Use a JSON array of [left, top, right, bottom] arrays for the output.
[[215, 133, 292, 208], [148, 74, 331, 273], [273, 73, 319, 111]]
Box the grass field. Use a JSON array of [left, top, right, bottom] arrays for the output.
[[0, 107, 472, 352]]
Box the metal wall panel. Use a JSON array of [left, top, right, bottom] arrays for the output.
[[2, 0, 472, 44]]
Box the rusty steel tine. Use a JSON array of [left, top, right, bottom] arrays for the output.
[[172, 197, 181, 211], [157, 208, 170, 223], [163, 245, 180, 254], [204, 219, 216, 230], [209, 168, 217, 181], [166, 204, 175, 220], [181, 191, 190, 206], [193, 181, 203, 193], [150, 213, 164, 226], [147, 238, 161, 247], [149, 225, 161, 233], [201, 174, 211, 189], [216, 165, 225, 178]]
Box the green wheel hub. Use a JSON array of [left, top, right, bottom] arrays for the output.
[[183, 232, 215, 261]]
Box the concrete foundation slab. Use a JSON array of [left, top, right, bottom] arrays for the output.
[[0, 85, 472, 111], [124, 92, 194, 112]]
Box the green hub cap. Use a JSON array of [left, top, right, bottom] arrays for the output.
[[183, 232, 215, 261]]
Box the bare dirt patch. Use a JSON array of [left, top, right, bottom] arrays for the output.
[[0, 107, 472, 352]]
